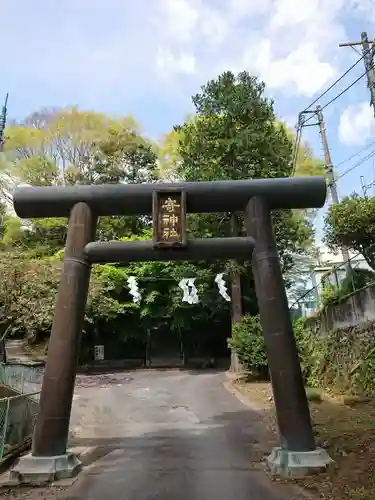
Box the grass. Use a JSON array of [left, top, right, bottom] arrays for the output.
[[233, 380, 375, 500]]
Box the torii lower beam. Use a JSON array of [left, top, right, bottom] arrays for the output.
[[84, 237, 255, 263]]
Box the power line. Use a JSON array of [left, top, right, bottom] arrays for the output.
[[337, 149, 375, 181], [293, 39, 375, 172], [320, 69, 370, 111], [303, 42, 374, 113], [303, 50, 372, 112], [335, 139, 375, 168], [290, 44, 375, 175], [303, 69, 370, 126]]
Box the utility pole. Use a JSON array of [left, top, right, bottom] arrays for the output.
[[339, 32, 375, 117], [0, 93, 9, 152], [315, 105, 351, 267]]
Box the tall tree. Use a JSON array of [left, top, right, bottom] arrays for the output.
[[159, 118, 323, 180], [3, 107, 158, 248], [171, 71, 318, 369], [4, 107, 154, 186]]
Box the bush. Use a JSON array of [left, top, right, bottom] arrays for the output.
[[293, 316, 375, 397], [228, 314, 268, 378], [320, 269, 375, 309], [293, 317, 312, 380], [321, 284, 342, 307]]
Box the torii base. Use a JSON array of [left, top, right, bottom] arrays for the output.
[[267, 446, 334, 478], [8, 452, 81, 485]]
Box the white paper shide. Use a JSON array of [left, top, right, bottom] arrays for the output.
[[127, 276, 141, 303], [178, 278, 199, 304], [214, 273, 231, 302]]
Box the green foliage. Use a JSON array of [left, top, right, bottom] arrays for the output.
[[228, 315, 267, 375], [341, 268, 375, 294], [174, 71, 315, 277], [93, 126, 158, 184], [3, 108, 157, 247], [0, 254, 60, 342], [0, 74, 324, 363], [319, 268, 375, 309], [324, 194, 375, 270], [321, 284, 342, 307], [292, 317, 327, 384], [228, 313, 375, 398], [291, 317, 375, 397], [15, 156, 59, 186], [175, 71, 292, 182]]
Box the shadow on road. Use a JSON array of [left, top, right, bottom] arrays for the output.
[[67, 405, 302, 500]]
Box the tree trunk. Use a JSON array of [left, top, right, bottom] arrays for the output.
[[0, 339, 6, 363], [230, 213, 243, 373]]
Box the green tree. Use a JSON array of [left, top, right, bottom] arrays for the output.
[[174, 71, 316, 271], [93, 125, 158, 184], [5, 107, 155, 187], [0, 254, 60, 343], [169, 70, 318, 369], [324, 194, 375, 270], [2, 107, 159, 249]]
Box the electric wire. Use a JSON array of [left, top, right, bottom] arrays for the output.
[[289, 43, 375, 310], [291, 45, 375, 175], [335, 139, 375, 168], [303, 43, 374, 112], [337, 149, 375, 181], [303, 68, 371, 126]]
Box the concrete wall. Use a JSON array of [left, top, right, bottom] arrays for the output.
[[306, 283, 375, 334]]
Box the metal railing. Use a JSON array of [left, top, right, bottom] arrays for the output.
[[0, 363, 41, 459], [0, 363, 43, 394], [0, 391, 40, 459], [289, 249, 375, 317]]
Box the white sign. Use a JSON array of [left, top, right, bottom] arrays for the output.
[[94, 345, 104, 361]]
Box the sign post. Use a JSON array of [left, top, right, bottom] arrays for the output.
[[152, 190, 187, 248]]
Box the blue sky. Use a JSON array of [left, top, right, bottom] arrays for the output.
[[2, 0, 375, 223]]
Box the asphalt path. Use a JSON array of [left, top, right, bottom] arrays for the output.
[[65, 370, 303, 500]]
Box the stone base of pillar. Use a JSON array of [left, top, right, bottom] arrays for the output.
[[8, 452, 82, 484], [267, 447, 334, 478]]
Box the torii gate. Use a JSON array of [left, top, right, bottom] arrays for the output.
[[10, 176, 332, 482]]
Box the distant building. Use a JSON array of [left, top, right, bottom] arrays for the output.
[[313, 244, 371, 296], [290, 244, 372, 318]]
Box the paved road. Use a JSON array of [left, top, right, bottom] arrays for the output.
[[66, 370, 302, 500]]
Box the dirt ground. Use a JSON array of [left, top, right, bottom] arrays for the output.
[[0, 485, 68, 499], [232, 380, 375, 500]]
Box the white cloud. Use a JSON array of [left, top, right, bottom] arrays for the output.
[[243, 41, 336, 97], [338, 102, 375, 145], [348, 0, 375, 23], [155, 0, 346, 97], [157, 48, 196, 76], [159, 0, 200, 43], [1, 0, 370, 106]]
